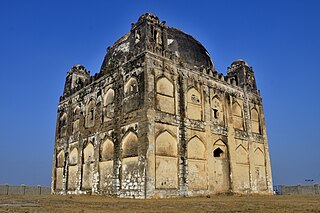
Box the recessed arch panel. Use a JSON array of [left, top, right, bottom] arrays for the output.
[[101, 139, 114, 161], [122, 132, 139, 158]]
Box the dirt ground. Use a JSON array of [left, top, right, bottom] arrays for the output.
[[0, 194, 319, 213]]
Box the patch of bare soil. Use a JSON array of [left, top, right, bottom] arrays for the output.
[[0, 194, 319, 212]]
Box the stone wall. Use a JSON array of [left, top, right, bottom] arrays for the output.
[[0, 185, 50, 195], [280, 184, 320, 195]]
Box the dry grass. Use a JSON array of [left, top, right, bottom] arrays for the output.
[[0, 194, 319, 212]]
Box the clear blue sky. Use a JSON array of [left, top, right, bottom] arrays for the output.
[[0, 0, 319, 187]]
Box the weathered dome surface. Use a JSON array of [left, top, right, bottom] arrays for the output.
[[167, 27, 213, 69], [100, 15, 214, 71]]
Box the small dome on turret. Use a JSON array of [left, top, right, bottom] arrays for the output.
[[137, 13, 160, 23], [68, 64, 88, 75], [231, 59, 249, 67]]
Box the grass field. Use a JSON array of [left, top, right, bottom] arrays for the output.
[[0, 194, 319, 212]]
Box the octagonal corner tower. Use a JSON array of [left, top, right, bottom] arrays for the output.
[[52, 13, 273, 198]]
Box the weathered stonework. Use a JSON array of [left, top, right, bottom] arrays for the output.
[[51, 13, 273, 198]]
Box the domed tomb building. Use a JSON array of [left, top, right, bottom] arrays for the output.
[[51, 13, 273, 198]]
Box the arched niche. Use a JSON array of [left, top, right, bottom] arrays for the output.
[[155, 130, 178, 189], [69, 148, 78, 165], [155, 131, 177, 157], [211, 96, 224, 125], [124, 77, 138, 96], [72, 106, 80, 133], [86, 99, 96, 128], [156, 77, 175, 114], [120, 131, 140, 192], [100, 139, 114, 161], [103, 88, 115, 121], [59, 113, 67, 137], [213, 139, 227, 159], [251, 108, 260, 134], [233, 101, 243, 117], [103, 88, 114, 106], [83, 143, 94, 163], [235, 144, 248, 164], [187, 87, 202, 120], [99, 138, 114, 192], [254, 148, 265, 166], [56, 150, 65, 168], [156, 77, 174, 97], [233, 101, 244, 130], [122, 132, 139, 158], [187, 136, 205, 160]]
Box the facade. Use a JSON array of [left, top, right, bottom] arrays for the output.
[[51, 13, 273, 198]]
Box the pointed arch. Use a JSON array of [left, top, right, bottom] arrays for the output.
[[251, 107, 260, 134], [59, 113, 67, 137], [213, 139, 228, 159], [73, 106, 80, 117], [187, 136, 206, 160], [103, 88, 114, 106], [187, 87, 201, 105], [156, 76, 175, 114], [251, 108, 259, 122], [235, 144, 248, 164], [233, 101, 244, 130], [122, 131, 139, 158], [83, 143, 94, 163], [155, 130, 177, 157], [69, 148, 78, 165], [60, 113, 67, 125], [254, 147, 265, 166], [86, 98, 96, 128], [156, 77, 174, 97], [155, 130, 178, 189], [124, 77, 138, 96], [56, 150, 65, 168], [211, 95, 224, 125], [233, 101, 243, 117], [100, 138, 114, 161], [187, 135, 207, 189], [187, 87, 202, 120]]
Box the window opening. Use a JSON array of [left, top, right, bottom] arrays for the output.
[[213, 148, 223, 157]]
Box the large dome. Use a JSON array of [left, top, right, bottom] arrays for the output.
[[166, 27, 213, 69], [100, 14, 214, 71]]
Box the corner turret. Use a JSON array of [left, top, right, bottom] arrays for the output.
[[63, 64, 90, 96], [227, 59, 257, 92]]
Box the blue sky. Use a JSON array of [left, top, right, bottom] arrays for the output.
[[0, 0, 319, 186]]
